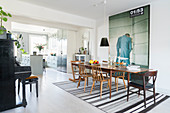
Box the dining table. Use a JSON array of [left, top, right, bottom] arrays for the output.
[[72, 62, 150, 99]]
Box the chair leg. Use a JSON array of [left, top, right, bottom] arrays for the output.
[[108, 80, 110, 89], [77, 77, 81, 88], [107, 80, 109, 88], [100, 81, 103, 98], [84, 77, 87, 92], [153, 87, 156, 104], [87, 77, 88, 86], [18, 79, 20, 94], [90, 81, 95, 94], [143, 89, 146, 108], [36, 81, 38, 97], [138, 89, 140, 97], [94, 82, 95, 89], [127, 85, 129, 101], [116, 78, 118, 92], [122, 77, 126, 90], [30, 84, 32, 92]]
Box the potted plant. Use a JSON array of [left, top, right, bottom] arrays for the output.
[[14, 34, 27, 62], [79, 47, 84, 54], [35, 43, 46, 53], [0, 6, 12, 39]]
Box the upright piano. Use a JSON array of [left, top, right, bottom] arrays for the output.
[[0, 39, 31, 112]]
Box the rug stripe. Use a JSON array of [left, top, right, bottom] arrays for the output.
[[95, 92, 135, 108], [139, 95, 170, 113], [125, 94, 164, 113], [79, 85, 123, 98], [115, 93, 159, 113], [82, 87, 125, 101]]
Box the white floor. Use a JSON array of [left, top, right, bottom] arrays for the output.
[[2, 68, 170, 113]]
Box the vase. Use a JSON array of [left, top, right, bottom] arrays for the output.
[[38, 50, 42, 55]]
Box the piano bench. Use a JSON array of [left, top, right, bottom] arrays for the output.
[[18, 76, 39, 97]]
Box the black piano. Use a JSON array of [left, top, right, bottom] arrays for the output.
[[0, 39, 31, 112]]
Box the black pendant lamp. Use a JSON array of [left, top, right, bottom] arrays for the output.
[[100, 0, 109, 47], [100, 37, 109, 47]]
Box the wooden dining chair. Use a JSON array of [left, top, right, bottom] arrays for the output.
[[69, 61, 81, 82], [102, 60, 109, 77], [127, 70, 158, 108], [112, 71, 127, 92], [90, 65, 110, 98], [77, 63, 93, 92], [106, 61, 126, 92]]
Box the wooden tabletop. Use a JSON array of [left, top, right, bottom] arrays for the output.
[[72, 62, 149, 73]]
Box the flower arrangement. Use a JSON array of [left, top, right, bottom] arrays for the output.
[[35, 44, 46, 52]]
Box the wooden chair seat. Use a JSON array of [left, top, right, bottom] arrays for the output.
[[79, 73, 93, 78], [92, 76, 110, 82], [129, 82, 154, 89]]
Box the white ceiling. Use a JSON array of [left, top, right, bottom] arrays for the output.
[[19, 0, 151, 19]]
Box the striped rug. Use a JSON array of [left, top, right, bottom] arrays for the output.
[[53, 81, 169, 113]]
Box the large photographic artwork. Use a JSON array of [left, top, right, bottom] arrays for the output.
[[109, 5, 150, 67]]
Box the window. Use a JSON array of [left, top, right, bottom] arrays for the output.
[[29, 34, 47, 54]]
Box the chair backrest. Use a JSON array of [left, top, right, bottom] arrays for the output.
[[78, 63, 87, 75], [102, 60, 108, 63], [92, 65, 105, 81], [143, 70, 158, 86], [71, 61, 81, 74]]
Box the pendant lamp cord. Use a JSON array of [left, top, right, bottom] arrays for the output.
[[104, 0, 106, 35]]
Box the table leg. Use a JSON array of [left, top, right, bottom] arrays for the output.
[[22, 79, 27, 107], [110, 70, 112, 99], [127, 72, 130, 84]]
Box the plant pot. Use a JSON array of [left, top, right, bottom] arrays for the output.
[[0, 27, 7, 39], [33, 51, 37, 55]]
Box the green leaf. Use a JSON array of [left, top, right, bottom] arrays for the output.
[[0, 7, 2, 10], [2, 17, 7, 22], [8, 13, 12, 17], [1, 10, 7, 16], [20, 48, 24, 52], [0, 30, 4, 35], [17, 44, 21, 48], [15, 41, 19, 46]]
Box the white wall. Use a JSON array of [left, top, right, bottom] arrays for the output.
[[96, 0, 170, 94], [150, 0, 170, 94], [67, 31, 77, 73], [96, 18, 109, 62]]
